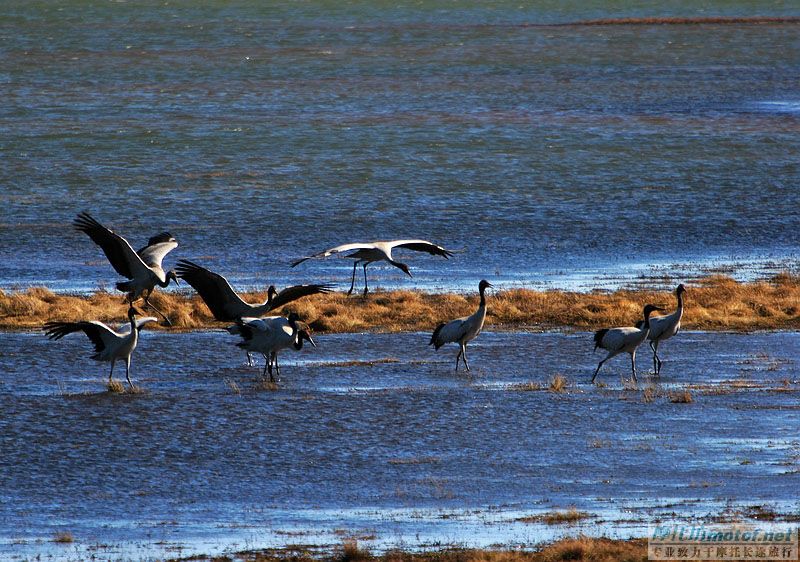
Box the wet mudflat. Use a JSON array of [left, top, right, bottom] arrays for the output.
[[1, 330, 798, 560]]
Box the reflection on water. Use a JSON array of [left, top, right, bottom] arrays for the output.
[[1, 330, 799, 558]]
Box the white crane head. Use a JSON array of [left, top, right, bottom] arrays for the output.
[[297, 328, 316, 349]]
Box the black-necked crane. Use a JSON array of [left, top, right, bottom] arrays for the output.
[[592, 303, 665, 383], [174, 259, 330, 365], [636, 284, 686, 375], [291, 239, 453, 296], [43, 307, 157, 389], [429, 279, 492, 372], [73, 212, 179, 325], [233, 313, 316, 381]]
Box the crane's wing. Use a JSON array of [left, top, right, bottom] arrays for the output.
[[430, 317, 468, 348], [174, 259, 250, 321], [291, 242, 374, 267], [117, 317, 159, 333], [390, 240, 453, 259], [235, 316, 285, 342], [268, 284, 334, 311], [598, 326, 640, 352], [43, 320, 119, 353], [73, 212, 150, 280], [137, 232, 178, 268]]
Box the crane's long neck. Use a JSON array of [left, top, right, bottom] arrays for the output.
[[642, 310, 653, 331], [128, 314, 139, 345], [156, 274, 172, 288], [675, 291, 684, 318], [478, 287, 487, 309]]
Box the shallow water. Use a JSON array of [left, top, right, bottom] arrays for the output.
[[1, 329, 799, 559], [2, 2, 800, 293]]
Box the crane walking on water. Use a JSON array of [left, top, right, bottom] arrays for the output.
[[175, 259, 330, 365], [429, 279, 492, 372], [291, 239, 453, 296], [43, 307, 157, 389], [636, 284, 686, 375], [233, 313, 316, 381], [592, 304, 665, 383], [73, 212, 179, 325]]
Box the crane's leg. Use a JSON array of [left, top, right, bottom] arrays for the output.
[[454, 347, 462, 372], [125, 357, 134, 389], [144, 295, 172, 326], [261, 355, 272, 380], [272, 351, 280, 379], [653, 341, 662, 375], [266, 353, 276, 383], [108, 360, 116, 382], [591, 359, 605, 383], [592, 351, 615, 383], [347, 261, 359, 295], [649, 340, 657, 374], [462, 344, 470, 372], [630, 351, 638, 382], [362, 262, 369, 297], [246, 351, 254, 367]]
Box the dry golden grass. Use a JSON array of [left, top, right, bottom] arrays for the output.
[[4, 274, 800, 333], [106, 380, 125, 394], [194, 537, 649, 562], [52, 531, 74, 543], [548, 374, 567, 393], [669, 390, 694, 404], [518, 508, 593, 525]]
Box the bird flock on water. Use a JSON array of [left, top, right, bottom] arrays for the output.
[[44, 212, 686, 389]]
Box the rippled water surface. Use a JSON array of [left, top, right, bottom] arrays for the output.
[[1, 2, 799, 292], [1, 330, 799, 559]]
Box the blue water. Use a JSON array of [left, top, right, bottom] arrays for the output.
[[1, 330, 799, 559], [1, 2, 799, 294], [3, 3, 800, 559]]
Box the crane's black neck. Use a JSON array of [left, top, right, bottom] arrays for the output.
[[676, 290, 684, 311], [479, 286, 487, 307], [642, 309, 656, 330], [156, 274, 174, 288]]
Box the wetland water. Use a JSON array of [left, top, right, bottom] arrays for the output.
[[1, 330, 799, 559], [2, 2, 800, 293]]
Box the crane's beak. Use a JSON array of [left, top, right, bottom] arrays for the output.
[[306, 334, 317, 348]]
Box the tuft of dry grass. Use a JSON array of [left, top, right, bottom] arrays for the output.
[[52, 531, 74, 543], [508, 381, 543, 391], [107, 379, 125, 393], [5, 273, 800, 333], [254, 379, 279, 392], [642, 385, 658, 403], [669, 390, 693, 404], [518, 508, 593, 525], [548, 374, 567, 393], [225, 379, 241, 395], [194, 537, 649, 562], [339, 540, 372, 562]]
